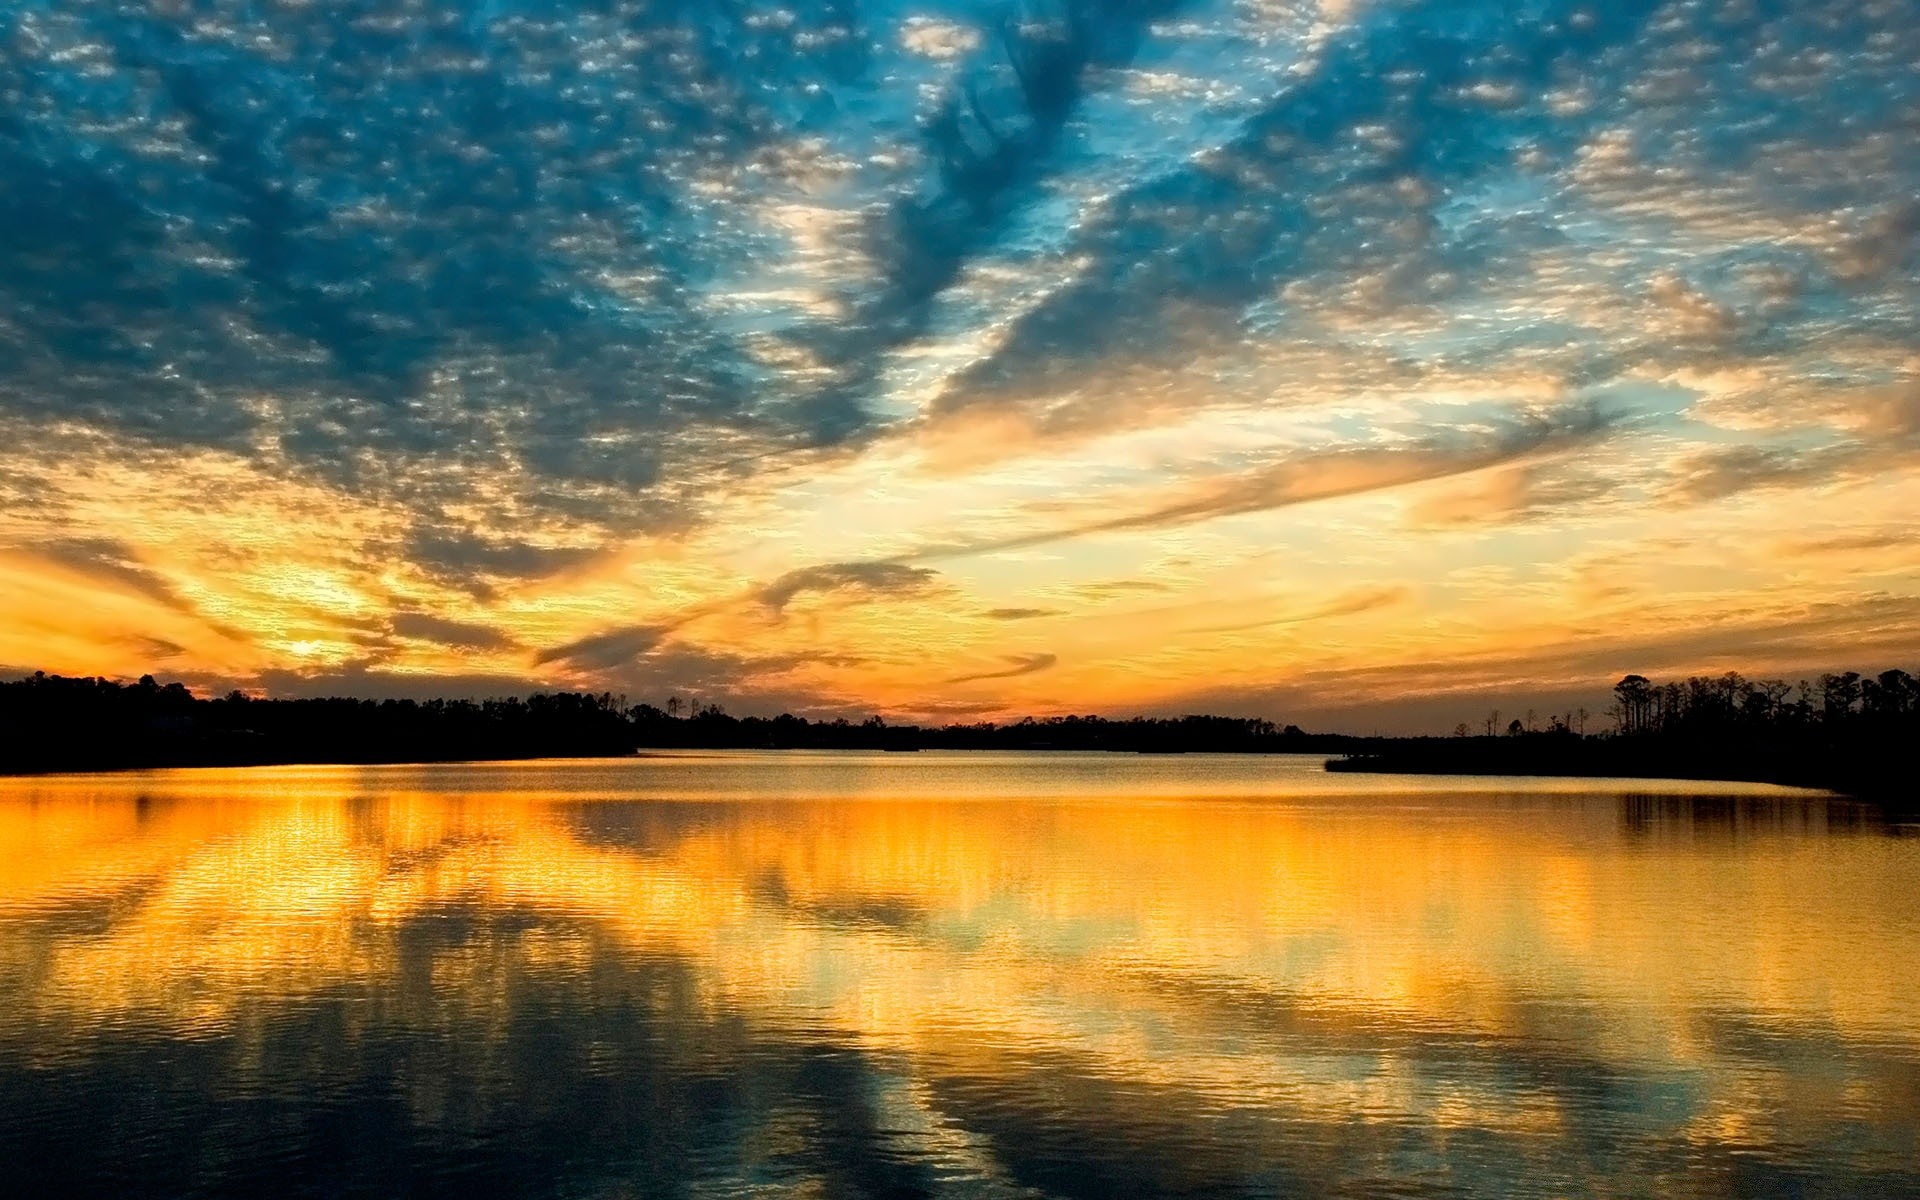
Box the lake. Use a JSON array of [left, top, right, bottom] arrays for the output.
[[1, 752, 1915, 1198]]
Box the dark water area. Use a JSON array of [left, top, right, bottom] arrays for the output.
[[1, 753, 1916, 1198]]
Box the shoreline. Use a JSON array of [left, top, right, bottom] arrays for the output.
[[0, 743, 1892, 808], [1324, 744, 1902, 805]]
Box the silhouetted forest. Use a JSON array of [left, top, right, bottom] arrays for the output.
[[0, 673, 638, 772], [1328, 669, 1916, 801], [2, 668, 1911, 802], [0, 671, 1339, 774]]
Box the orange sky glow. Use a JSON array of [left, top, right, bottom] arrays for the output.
[[4, 0, 1918, 730]]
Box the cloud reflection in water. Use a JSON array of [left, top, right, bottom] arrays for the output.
[[0, 754, 1916, 1198]]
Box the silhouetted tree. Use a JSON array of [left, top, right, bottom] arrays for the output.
[[1612, 675, 1653, 736], [1820, 672, 1862, 723]]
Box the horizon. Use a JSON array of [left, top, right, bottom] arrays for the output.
[[4, 0, 1918, 734], [9, 662, 1908, 742]]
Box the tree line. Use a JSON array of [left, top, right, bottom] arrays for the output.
[[0, 671, 1337, 773], [1605, 669, 1918, 737], [1334, 667, 1917, 801], [4, 666, 1910, 800]]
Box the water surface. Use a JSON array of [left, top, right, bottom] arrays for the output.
[[2, 752, 1915, 1198]]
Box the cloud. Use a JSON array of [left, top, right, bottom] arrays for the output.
[[389, 612, 517, 653], [529, 616, 872, 711], [757, 562, 942, 616], [8, 0, 1916, 484], [609, 644, 869, 707], [1406, 463, 1619, 527], [534, 625, 676, 671], [1191, 586, 1410, 636], [981, 607, 1061, 621], [22, 537, 254, 646], [945, 652, 1057, 684], [920, 0, 1670, 412], [536, 559, 937, 681], [10, 0, 1916, 510], [1828, 200, 1920, 287], [0, 0, 875, 535], [406, 533, 602, 586], [10, 0, 1920, 726], [1088, 414, 1609, 535], [1074, 580, 1172, 600], [34, 538, 192, 614], [799, 0, 1190, 422], [1646, 274, 1737, 341], [1663, 444, 1862, 505], [899, 17, 982, 62], [239, 665, 544, 703], [122, 635, 187, 661], [1773, 531, 1920, 560], [922, 403, 1619, 557]]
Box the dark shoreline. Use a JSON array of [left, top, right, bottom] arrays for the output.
[[3, 670, 1911, 808], [0, 740, 1357, 779], [0, 741, 1897, 810], [1324, 739, 1906, 806]]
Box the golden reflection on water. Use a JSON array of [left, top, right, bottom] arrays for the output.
[[1, 753, 1916, 1196]]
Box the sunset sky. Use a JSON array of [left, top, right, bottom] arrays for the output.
[[3, 0, 1917, 730]]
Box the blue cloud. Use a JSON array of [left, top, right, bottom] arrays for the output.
[[4, 0, 1916, 549], [800, 0, 1190, 406], [1, 0, 874, 513], [934, 0, 1670, 398], [922, 0, 1920, 411]]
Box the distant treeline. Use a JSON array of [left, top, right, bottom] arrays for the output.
[[1330, 669, 1917, 801], [4, 668, 1911, 801], [0, 671, 1342, 774], [0, 673, 638, 772], [1603, 669, 1917, 737], [626, 706, 1332, 754]]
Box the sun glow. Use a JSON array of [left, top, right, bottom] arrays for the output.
[[2, 0, 1916, 729]]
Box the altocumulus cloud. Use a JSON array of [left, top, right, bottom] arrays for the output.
[[5, 0, 1916, 535], [534, 624, 678, 672], [945, 653, 1057, 684], [389, 612, 517, 653], [758, 563, 942, 616], [5, 0, 1920, 716]]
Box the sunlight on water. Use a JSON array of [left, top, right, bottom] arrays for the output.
[[1, 753, 1915, 1198]]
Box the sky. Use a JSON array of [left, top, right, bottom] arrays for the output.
[[2, 0, 1917, 731]]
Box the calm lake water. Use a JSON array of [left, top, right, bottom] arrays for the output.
[[2, 752, 1916, 1199]]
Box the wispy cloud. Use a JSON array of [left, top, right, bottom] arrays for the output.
[[534, 625, 677, 671], [34, 538, 194, 613], [1074, 580, 1173, 600], [1190, 587, 1411, 636], [390, 612, 517, 653], [8, 0, 1920, 723], [945, 653, 1058, 685], [918, 404, 1620, 558], [758, 562, 942, 616]]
